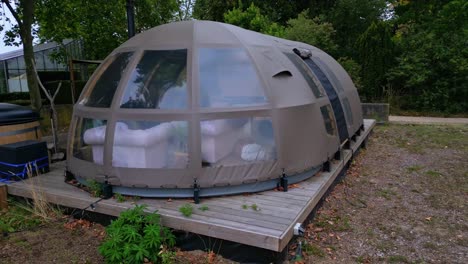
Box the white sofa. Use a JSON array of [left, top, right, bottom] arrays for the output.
[[201, 119, 248, 164], [83, 122, 172, 168]]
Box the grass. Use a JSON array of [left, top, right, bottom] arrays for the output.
[[387, 255, 410, 263], [198, 205, 209, 211], [425, 170, 442, 178], [179, 204, 193, 217], [302, 242, 325, 257], [114, 193, 125, 203], [315, 215, 352, 232], [406, 165, 423, 173], [0, 199, 43, 233], [394, 124, 467, 152], [250, 204, 260, 211], [86, 180, 102, 197], [377, 188, 397, 200], [0, 165, 60, 234]]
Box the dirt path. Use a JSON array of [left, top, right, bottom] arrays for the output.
[[389, 116, 468, 125], [290, 123, 468, 263]]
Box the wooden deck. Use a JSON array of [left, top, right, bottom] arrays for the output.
[[6, 119, 375, 252]]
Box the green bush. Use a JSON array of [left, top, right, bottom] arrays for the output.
[[0, 92, 30, 101], [99, 205, 176, 264]]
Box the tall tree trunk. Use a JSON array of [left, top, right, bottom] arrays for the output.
[[21, 0, 42, 111], [3, 0, 42, 111]]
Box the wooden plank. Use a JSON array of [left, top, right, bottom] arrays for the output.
[[200, 199, 300, 219], [0, 183, 8, 210], [95, 199, 283, 251], [164, 199, 294, 225], [213, 195, 306, 211], [4, 120, 376, 252]]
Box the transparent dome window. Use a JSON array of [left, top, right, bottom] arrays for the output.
[[112, 120, 189, 169], [200, 117, 276, 167], [121, 50, 188, 109], [199, 48, 267, 108], [73, 118, 107, 164], [81, 52, 133, 107]]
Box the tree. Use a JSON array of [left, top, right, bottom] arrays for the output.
[[175, 0, 194, 20], [193, 0, 237, 21], [223, 3, 285, 37], [1, 0, 42, 111], [36, 0, 178, 60], [329, 0, 387, 58], [387, 0, 468, 113], [356, 21, 395, 101], [284, 11, 338, 55]]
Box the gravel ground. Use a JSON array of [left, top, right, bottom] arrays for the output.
[[288, 123, 468, 263]]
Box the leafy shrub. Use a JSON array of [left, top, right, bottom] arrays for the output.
[[99, 205, 176, 264]]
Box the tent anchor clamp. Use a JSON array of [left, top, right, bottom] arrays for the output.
[[277, 169, 288, 192], [193, 179, 200, 204], [323, 160, 331, 172]]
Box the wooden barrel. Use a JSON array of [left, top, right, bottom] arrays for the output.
[[0, 121, 42, 145], [0, 103, 41, 145]]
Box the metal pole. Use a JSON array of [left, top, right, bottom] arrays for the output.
[[126, 0, 135, 39], [69, 59, 76, 103]]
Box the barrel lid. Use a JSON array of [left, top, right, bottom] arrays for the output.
[[0, 103, 40, 126]]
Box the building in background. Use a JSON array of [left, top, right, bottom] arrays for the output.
[[0, 39, 83, 94]]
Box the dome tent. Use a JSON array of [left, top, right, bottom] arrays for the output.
[[67, 20, 363, 198]]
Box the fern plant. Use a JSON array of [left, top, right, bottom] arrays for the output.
[[99, 205, 176, 264]]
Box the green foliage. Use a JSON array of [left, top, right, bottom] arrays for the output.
[[329, 0, 387, 58], [179, 203, 193, 217], [86, 180, 103, 198], [284, 11, 338, 55], [99, 205, 176, 264], [224, 3, 285, 37], [302, 242, 326, 257], [0, 200, 43, 233], [193, 0, 237, 21], [250, 203, 260, 211], [356, 21, 395, 101], [195, 0, 306, 25], [0, 92, 30, 101], [198, 205, 209, 211], [36, 0, 179, 60], [387, 0, 468, 113], [338, 57, 362, 89], [114, 193, 126, 203], [241, 204, 248, 210]]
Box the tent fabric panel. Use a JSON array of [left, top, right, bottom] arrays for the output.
[[275, 103, 339, 175], [198, 160, 278, 188]]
